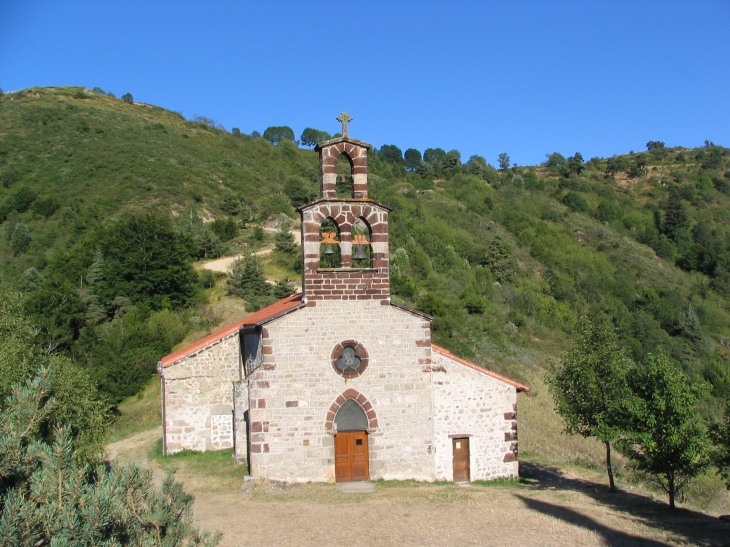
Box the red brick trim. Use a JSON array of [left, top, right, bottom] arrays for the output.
[[325, 389, 378, 431], [330, 340, 369, 378]]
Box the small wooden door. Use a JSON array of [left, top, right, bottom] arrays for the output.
[[452, 437, 470, 482], [335, 431, 369, 482]]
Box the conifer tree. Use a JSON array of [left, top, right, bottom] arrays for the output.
[[227, 255, 270, 299], [0, 370, 221, 546], [274, 224, 296, 254], [10, 222, 31, 255]]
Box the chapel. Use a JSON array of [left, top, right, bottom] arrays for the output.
[[158, 113, 529, 483]]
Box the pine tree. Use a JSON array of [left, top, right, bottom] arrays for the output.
[[272, 278, 296, 299], [274, 224, 296, 254], [663, 189, 690, 241], [10, 222, 31, 255], [227, 255, 270, 299], [0, 370, 221, 546]]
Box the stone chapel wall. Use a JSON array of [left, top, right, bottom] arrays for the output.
[[161, 334, 241, 454], [247, 300, 435, 482], [431, 352, 519, 481]]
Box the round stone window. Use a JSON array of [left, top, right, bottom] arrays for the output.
[[331, 340, 369, 378]]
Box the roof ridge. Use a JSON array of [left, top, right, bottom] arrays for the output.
[[431, 344, 530, 392], [159, 293, 304, 368]]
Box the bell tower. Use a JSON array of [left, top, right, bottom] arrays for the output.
[[299, 112, 391, 302]]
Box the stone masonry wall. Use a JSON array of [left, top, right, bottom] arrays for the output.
[[300, 201, 390, 300], [431, 352, 519, 481], [162, 334, 241, 454], [247, 300, 434, 483], [318, 137, 369, 199]]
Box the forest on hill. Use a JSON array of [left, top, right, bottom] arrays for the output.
[[1, 85, 730, 446]]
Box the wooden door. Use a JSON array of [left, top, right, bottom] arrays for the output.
[[335, 431, 369, 482], [452, 437, 470, 482]]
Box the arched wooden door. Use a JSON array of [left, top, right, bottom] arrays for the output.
[[333, 398, 370, 482]]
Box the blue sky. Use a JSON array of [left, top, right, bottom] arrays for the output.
[[1, 1, 728, 166]]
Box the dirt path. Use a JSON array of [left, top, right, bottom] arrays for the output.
[[202, 228, 300, 274], [107, 431, 729, 547]]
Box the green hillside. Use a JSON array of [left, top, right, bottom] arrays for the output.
[[1, 85, 730, 421]]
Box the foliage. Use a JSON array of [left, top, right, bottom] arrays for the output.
[[96, 213, 198, 309], [404, 148, 422, 171], [546, 317, 634, 490], [121, 92, 133, 104], [0, 370, 221, 546], [300, 127, 331, 148], [711, 405, 730, 489], [622, 353, 710, 508], [263, 125, 295, 145], [0, 291, 109, 462], [274, 223, 296, 254], [498, 153, 510, 171], [227, 255, 270, 299]]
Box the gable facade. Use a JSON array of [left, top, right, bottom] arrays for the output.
[[159, 119, 529, 483]]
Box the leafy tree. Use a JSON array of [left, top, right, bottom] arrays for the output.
[[97, 213, 198, 309], [380, 144, 404, 164], [498, 153, 510, 171], [562, 191, 588, 213], [263, 126, 295, 145], [404, 148, 422, 171], [284, 175, 316, 207], [9, 186, 37, 212], [546, 317, 634, 491], [1, 291, 109, 462], [0, 370, 220, 546], [10, 222, 31, 255], [121, 92, 133, 104], [605, 156, 629, 181], [567, 152, 585, 175], [646, 141, 665, 151], [300, 127, 331, 148], [545, 152, 567, 170], [623, 352, 710, 508], [274, 223, 296, 254], [423, 147, 446, 166], [441, 150, 461, 174], [210, 217, 238, 242], [227, 255, 270, 299], [711, 405, 730, 489]]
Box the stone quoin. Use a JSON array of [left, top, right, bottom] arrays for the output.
[[158, 116, 530, 483]]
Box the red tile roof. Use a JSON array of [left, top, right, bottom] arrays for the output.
[[431, 344, 530, 392], [159, 293, 304, 368]]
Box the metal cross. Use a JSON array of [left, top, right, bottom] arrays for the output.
[[336, 111, 353, 136]]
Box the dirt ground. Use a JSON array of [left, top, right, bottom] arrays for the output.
[[108, 431, 730, 547]]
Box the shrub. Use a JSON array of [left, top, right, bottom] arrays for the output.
[[121, 92, 133, 104]]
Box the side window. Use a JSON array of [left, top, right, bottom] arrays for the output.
[[241, 327, 262, 377]]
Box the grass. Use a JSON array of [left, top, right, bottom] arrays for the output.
[[106, 376, 161, 443], [148, 438, 249, 492]]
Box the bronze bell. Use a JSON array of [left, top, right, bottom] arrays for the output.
[[353, 245, 368, 261], [323, 244, 335, 255]]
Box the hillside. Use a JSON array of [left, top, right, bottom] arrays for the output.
[[1, 85, 730, 422]]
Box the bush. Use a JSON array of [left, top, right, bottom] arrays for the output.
[[562, 191, 589, 213], [121, 92, 133, 104]]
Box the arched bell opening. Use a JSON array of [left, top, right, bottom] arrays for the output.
[[351, 217, 372, 268], [335, 152, 354, 199], [319, 217, 341, 268]]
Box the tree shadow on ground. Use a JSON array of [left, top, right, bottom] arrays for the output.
[[518, 461, 729, 547]]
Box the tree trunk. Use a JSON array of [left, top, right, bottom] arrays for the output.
[[605, 441, 616, 492], [668, 473, 676, 509]]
